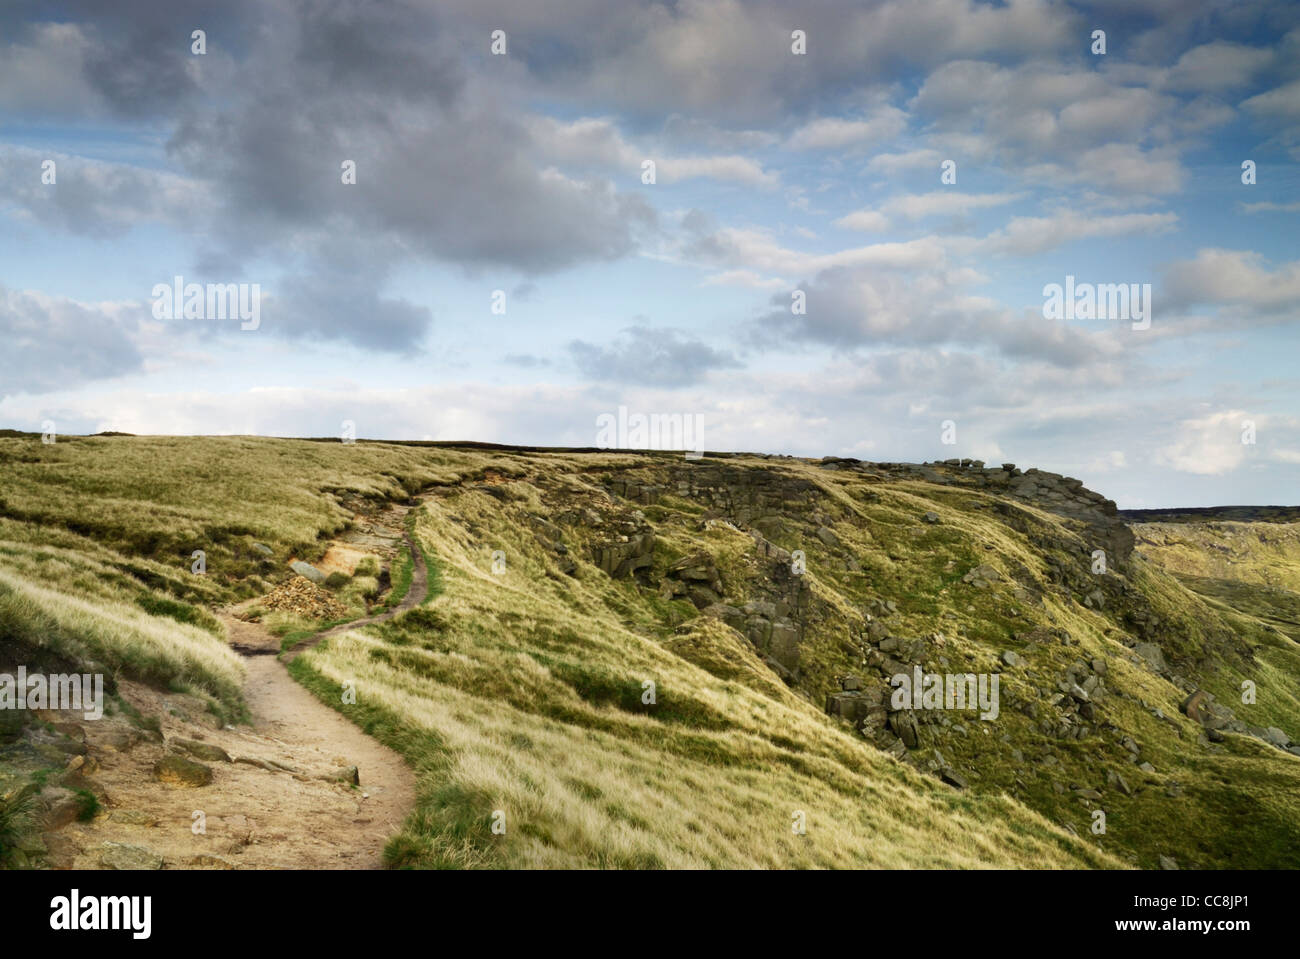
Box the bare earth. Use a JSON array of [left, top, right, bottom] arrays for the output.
[[42, 512, 428, 870]]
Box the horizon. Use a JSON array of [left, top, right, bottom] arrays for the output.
[[3, 1, 1298, 510], [8, 426, 1298, 511]]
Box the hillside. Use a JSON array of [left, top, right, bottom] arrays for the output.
[[3, 435, 1299, 869]]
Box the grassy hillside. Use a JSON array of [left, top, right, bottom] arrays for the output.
[[5, 434, 1300, 868]]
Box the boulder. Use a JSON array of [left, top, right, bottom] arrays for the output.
[[289, 560, 326, 584], [940, 768, 968, 789], [100, 842, 163, 870], [1134, 643, 1166, 672], [815, 526, 840, 547], [962, 564, 1001, 588], [153, 754, 213, 787]]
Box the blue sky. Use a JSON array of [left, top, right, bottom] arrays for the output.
[[1, 0, 1298, 507]]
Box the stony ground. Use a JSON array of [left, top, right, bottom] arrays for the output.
[[5, 499, 427, 870]]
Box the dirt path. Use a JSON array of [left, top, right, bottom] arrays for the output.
[[42, 525, 431, 870], [282, 529, 428, 663]]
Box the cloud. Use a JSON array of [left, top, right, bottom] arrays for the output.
[[0, 146, 210, 236], [1164, 41, 1273, 92], [1156, 410, 1250, 475], [684, 226, 944, 276], [980, 209, 1179, 256], [864, 149, 943, 176], [701, 269, 790, 290], [750, 262, 1122, 368], [568, 326, 742, 386], [835, 191, 1023, 231], [470, 0, 1073, 123], [787, 107, 909, 151], [911, 61, 1189, 194], [528, 115, 779, 187], [1162, 249, 1300, 315], [262, 273, 432, 354], [1240, 200, 1300, 213], [0, 286, 143, 396], [1241, 79, 1300, 122], [833, 209, 892, 232]]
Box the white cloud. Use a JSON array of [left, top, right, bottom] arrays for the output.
[[1155, 410, 1251, 475], [701, 269, 789, 290], [787, 107, 908, 150], [981, 209, 1179, 256], [1164, 42, 1272, 93]]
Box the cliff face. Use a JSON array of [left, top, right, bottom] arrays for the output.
[[484, 450, 1300, 867]]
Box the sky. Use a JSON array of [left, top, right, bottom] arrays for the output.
[[1, 0, 1298, 508]]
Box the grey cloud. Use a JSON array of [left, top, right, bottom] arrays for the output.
[[751, 264, 1119, 368], [257, 269, 432, 354], [0, 146, 210, 237], [158, 0, 656, 274], [429, 0, 1076, 123], [0, 286, 143, 396], [569, 326, 743, 386]]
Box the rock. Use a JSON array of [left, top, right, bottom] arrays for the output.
[[39, 787, 81, 831], [98, 729, 138, 752], [815, 526, 840, 547], [922, 511, 940, 524], [65, 755, 87, 772], [889, 711, 920, 749], [701, 604, 745, 631], [153, 754, 213, 787], [331, 765, 361, 786], [1106, 770, 1132, 796], [100, 842, 163, 870], [1264, 726, 1291, 748], [840, 676, 862, 692], [1158, 855, 1179, 871], [668, 551, 716, 581], [252, 543, 274, 556], [962, 564, 1001, 588], [289, 560, 327, 584], [1134, 643, 1166, 672], [1073, 787, 1103, 800], [940, 768, 968, 789], [172, 738, 231, 763], [1138, 762, 1156, 774], [1000, 650, 1025, 668]]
